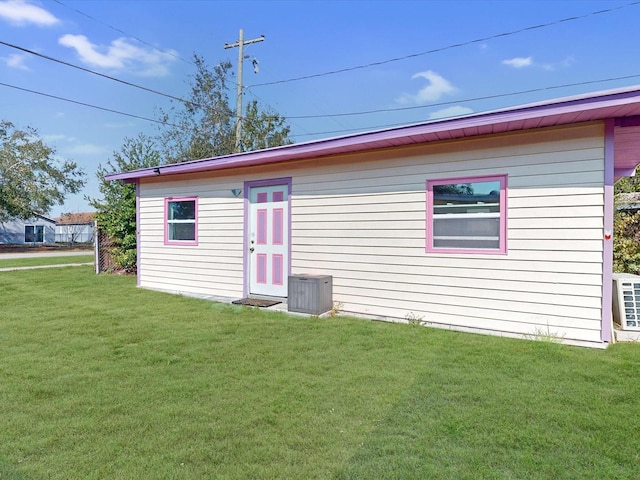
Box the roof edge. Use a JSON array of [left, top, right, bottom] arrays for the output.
[[106, 84, 640, 182]]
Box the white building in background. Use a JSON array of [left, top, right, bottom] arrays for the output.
[[54, 212, 96, 244]]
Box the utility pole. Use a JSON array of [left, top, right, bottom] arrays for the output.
[[224, 29, 264, 153]]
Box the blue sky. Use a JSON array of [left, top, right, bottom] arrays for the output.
[[1, 0, 639, 216]]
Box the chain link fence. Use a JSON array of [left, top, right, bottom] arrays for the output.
[[95, 226, 119, 273]]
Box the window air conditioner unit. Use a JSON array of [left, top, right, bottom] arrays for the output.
[[612, 273, 640, 331]]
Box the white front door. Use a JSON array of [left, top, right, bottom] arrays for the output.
[[248, 184, 289, 297]]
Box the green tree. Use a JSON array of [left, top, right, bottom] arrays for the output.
[[0, 120, 84, 221], [615, 172, 640, 195], [240, 100, 292, 151], [614, 167, 640, 273], [89, 134, 160, 272], [157, 53, 291, 162], [157, 56, 235, 162], [614, 209, 640, 274], [433, 183, 474, 196], [96, 54, 291, 273]]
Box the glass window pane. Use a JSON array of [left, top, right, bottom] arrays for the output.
[[169, 223, 195, 241], [433, 181, 500, 207], [168, 200, 195, 220], [434, 238, 499, 249], [25, 226, 34, 243], [433, 217, 500, 237]]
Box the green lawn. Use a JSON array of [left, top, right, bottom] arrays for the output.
[[1, 266, 639, 479], [0, 254, 93, 269]]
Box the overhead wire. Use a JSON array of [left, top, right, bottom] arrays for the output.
[[285, 72, 640, 120], [242, 88, 312, 137], [0, 81, 179, 127], [249, 1, 640, 88], [2, 68, 639, 136], [288, 72, 640, 138], [8, 0, 635, 111], [2, 2, 638, 137], [50, 0, 194, 66], [0, 40, 195, 106]]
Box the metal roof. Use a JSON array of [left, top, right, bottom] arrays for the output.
[[107, 85, 640, 183]]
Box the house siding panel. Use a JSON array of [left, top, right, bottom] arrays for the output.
[[137, 123, 606, 345], [289, 123, 604, 344], [138, 181, 245, 298]]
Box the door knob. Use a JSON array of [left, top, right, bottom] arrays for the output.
[[249, 247, 255, 253]]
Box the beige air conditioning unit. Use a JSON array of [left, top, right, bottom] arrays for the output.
[[612, 273, 640, 331]]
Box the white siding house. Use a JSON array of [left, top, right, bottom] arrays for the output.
[[0, 215, 56, 244], [54, 212, 96, 244], [107, 86, 640, 348]]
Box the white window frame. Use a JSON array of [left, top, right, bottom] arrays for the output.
[[164, 197, 198, 245], [25, 225, 45, 243]]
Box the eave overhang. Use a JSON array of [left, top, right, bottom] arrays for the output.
[[106, 85, 640, 183]]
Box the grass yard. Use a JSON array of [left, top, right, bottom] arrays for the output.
[[0, 254, 94, 269], [1, 267, 639, 479]]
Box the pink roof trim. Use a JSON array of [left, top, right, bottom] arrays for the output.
[[106, 85, 640, 182]]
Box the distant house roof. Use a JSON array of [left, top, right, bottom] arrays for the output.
[[106, 85, 640, 183], [55, 212, 95, 225], [9, 214, 56, 224]]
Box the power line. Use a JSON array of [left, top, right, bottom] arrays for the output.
[[0, 81, 178, 127], [250, 1, 640, 88], [282, 73, 640, 120], [243, 88, 312, 137], [287, 74, 640, 138], [0, 40, 194, 106], [51, 0, 194, 66]]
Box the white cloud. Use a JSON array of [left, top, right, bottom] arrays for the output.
[[503, 55, 574, 71], [2, 53, 29, 70], [396, 70, 457, 105], [42, 133, 72, 143], [66, 143, 107, 156], [42, 133, 105, 156], [502, 56, 533, 68], [428, 106, 474, 120], [0, 0, 58, 26], [58, 34, 177, 76], [541, 56, 575, 71]]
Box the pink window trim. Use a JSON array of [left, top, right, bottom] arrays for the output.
[[164, 196, 198, 246], [272, 254, 283, 286], [257, 209, 267, 245], [272, 208, 283, 245], [273, 191, 284, 202], [257, 192, 268, 203], [426, 174, 507, 255], [257, 254, 267, 284]]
